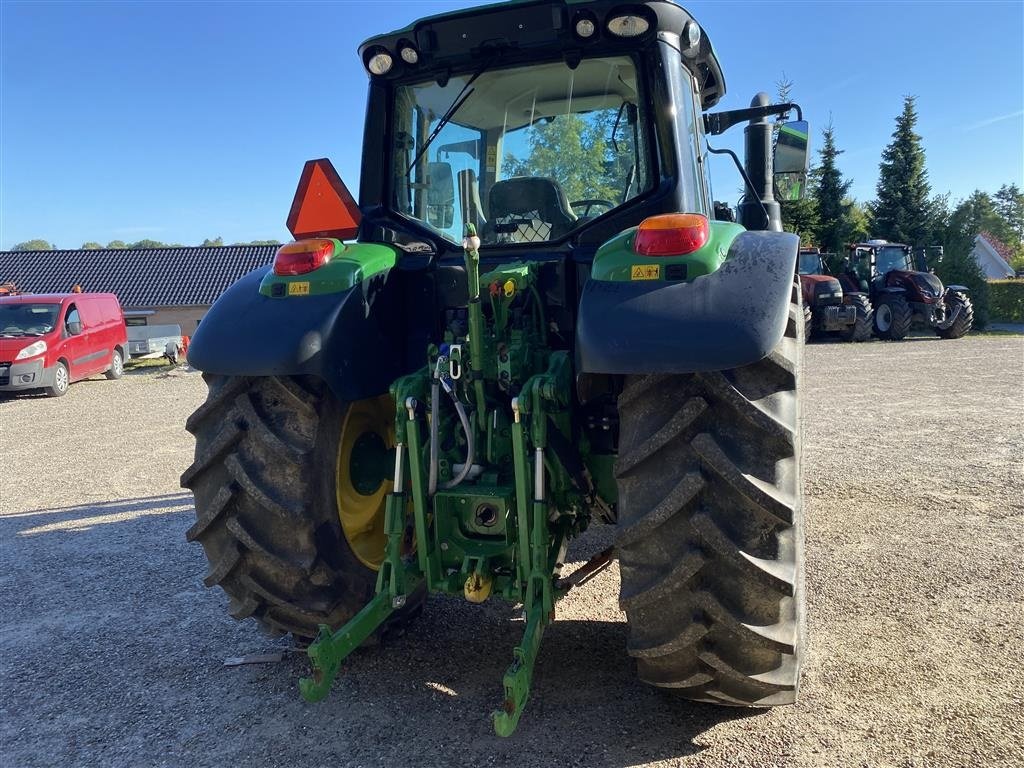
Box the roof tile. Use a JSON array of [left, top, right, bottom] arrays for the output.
[[0, 245, 277, 307]]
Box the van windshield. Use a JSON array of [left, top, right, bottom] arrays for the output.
[[0, 303, 60, 336]]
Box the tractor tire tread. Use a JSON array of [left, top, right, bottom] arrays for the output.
[[183, 375, 413, 641], [936, 291, 974, 339], [839, 294, 873, 342], [614, 294, 803, 705]]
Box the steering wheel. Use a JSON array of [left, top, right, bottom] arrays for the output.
[[570, 199, 616, 218]]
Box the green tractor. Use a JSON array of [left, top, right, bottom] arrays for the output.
[[182, 0, 810, 736]]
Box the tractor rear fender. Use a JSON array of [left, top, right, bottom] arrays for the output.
[[576, 231, 799, 374], [945, 284, 969, 292], [186, 266, 404, 401], [876, 286, 907, 294]]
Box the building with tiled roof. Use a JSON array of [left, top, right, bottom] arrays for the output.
[[0, 245, 277, 333]]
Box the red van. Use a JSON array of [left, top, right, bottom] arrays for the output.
[[0, 293, 128, 397]]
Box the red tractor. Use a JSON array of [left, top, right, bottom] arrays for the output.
[[838, 241, 973, 340], [797, 249, 872, 342]]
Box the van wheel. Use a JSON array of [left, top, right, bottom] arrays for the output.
[[105, 350, 124, 380], [47, 362, 70, 397]]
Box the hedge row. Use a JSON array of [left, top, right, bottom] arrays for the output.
[[988, 280, 1024, 323]]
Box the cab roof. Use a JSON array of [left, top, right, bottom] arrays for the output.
[[359, 0, 726, 108]]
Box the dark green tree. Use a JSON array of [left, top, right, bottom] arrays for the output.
[[845, 199, 870, 243], [106, 240, 127, 249], [81, 241, 103, 250], [128, 239, 169, 249], [811, 123, 853, 254], [993, 184, 1024, 265], [870, 95, 931, 245], [11, 239, 53, 251], [200, 237, 224, 248], [505, 114, 617, 203], [934, 190, 998, 328], [924, 193, 951, 246]]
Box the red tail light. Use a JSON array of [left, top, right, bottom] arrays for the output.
[[273, 239, 335, 276], [633, 213, 710, 257]]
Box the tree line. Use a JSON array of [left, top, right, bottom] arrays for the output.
[[9, 237, 281, 252], [775, 79, 1023, 327]]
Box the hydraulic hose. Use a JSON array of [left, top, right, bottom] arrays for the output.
[[442, 394, 474, 490], [428, 379, 440, 496]]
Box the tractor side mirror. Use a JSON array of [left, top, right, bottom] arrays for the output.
[[774, 120, 809, 201], [426, 161, 455, 229]]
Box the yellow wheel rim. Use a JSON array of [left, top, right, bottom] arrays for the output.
[[336, 395, 394, 570]]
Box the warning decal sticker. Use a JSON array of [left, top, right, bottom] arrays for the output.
[[630, 264, 660, 280]]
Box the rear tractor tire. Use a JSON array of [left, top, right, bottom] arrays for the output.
[[936, 291, 973, 339], [838, 294, 873, 343], [614, 293, 804, 706], [802, 304, 813, 343], [873, 294, 912, 340], [181, 374, 421, 641]]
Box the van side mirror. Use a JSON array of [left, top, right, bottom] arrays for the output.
[[774, 120, 809, 201], [426, 161, 455, 229], [67, 320, 82, 335]]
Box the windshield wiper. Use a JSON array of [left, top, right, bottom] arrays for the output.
[[405, 58, 493, 176]]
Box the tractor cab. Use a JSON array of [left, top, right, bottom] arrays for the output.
[[357, 1, 722, 257], [846, 241, 935, 298], [355, 0, 806, 259], [798, 250, 824, 275]]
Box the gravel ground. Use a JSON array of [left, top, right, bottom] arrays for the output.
[[2, 336, 1022, 768]]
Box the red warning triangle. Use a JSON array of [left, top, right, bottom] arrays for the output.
[[286, 158, 361, 240]]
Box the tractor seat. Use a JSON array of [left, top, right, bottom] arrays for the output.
[[484, 177, 577, 243]]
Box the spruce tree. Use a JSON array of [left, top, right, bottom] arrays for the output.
[[870, 96, 931, 245], [812, 123, 853, 254]]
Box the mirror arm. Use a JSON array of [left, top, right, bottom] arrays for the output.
[[706, 142, 770, 229], [703, 102, 803, 136]]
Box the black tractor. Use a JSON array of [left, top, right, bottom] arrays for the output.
[[838, 241, 973, 340]]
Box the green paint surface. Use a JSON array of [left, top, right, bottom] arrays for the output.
[[259, 240, 398, 297], [590, 220, 745, 281]]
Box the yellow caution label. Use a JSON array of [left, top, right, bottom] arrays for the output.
[[287, 281, 310, 296], [630, 264, 660, 280], [503, 279, 516, 297]]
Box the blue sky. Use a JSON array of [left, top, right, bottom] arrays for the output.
[[2, 0, 1022, 250]]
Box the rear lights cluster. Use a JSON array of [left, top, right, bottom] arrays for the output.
[[633, 213, 709, 257], [273, 239, 336, 276]]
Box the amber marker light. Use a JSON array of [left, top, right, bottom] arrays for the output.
[[633, 213, 710, 257]]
